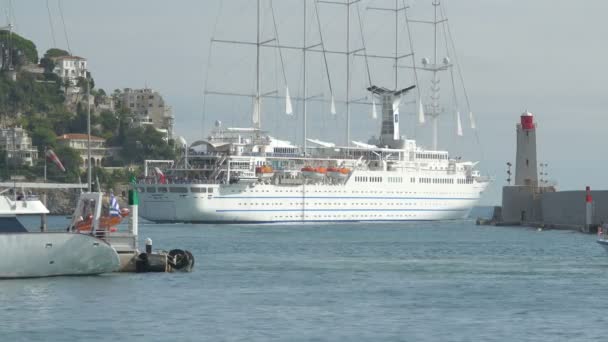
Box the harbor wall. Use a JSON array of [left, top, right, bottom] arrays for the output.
[[542, 190, 608, 226], [501, 187, 608, 227], [501, 186, 542, 223]]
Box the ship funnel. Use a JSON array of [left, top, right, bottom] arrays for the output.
[[367, 85, 415, 148]]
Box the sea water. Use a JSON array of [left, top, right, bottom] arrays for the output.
[[1, 217, 606, 341]]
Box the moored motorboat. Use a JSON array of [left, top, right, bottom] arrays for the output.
[[0, 184, 120, 279]]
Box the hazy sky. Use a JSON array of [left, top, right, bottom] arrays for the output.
[[8, 0, 608, 204]]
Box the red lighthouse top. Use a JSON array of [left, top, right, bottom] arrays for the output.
[[521, 111, 535, 130]]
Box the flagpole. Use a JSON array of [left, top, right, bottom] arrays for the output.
[[43, 145, 47, 182], [86, 74, 92, 193], [41, 145, 47, 232]]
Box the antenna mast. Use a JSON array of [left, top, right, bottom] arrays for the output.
[[403, 0, 451, 150]]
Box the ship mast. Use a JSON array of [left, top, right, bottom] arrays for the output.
[[318, 0, 360, 147], [302, 0, 307, 155], [431, 0, 439, 150], [86, 74, 92, 192], [346, 1, 350, 147], [254, 0, 261, 129], [394, 0, 398, 89]]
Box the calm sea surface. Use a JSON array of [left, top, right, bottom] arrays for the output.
[[1, 216, 607, 341]]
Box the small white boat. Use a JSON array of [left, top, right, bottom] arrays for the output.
[[597, 225, 608, 253], [0, 186, 120, 279]]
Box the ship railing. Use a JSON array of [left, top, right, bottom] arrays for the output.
[[136, 178, 219, 185], [475, 176, 493, 183]]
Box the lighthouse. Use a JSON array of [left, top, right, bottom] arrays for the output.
[[515, 111, 538, 186]]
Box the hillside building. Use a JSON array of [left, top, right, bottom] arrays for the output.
[[51, 55, 88, 93], [0, 127, 38, 166], [56, 133, 119, 168], [117, 88, 174, 140]]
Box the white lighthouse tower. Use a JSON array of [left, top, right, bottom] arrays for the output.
[[515, 111, 538, 186]]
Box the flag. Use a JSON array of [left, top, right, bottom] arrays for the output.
[[456, 111, 463, 137], [109, 192, 120, 217], [285, 86, 293, 115], [392, 96, 401, 140], [154, 166, 166, 184], [418, 98, 425, 124], [46, 149, 66, 172], [371, 98, 377, 119]]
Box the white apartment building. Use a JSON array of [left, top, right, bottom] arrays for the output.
[[0, 127, 39, 166], [51, 55, 88, 92]]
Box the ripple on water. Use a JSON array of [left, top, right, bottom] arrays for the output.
[[1, 218, 607, 341]]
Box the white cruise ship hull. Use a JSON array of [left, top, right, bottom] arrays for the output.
[[137, 181, 487, 223], [0, 233, 120, 278]]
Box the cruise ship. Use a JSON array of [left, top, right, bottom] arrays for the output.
[[135, 0, 490, 223]]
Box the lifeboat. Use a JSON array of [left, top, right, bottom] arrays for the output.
[[75, 208, 130, 232], [301, 166, 327, 179], [327, 167, 350, 179], [255, 165, 274, 179]]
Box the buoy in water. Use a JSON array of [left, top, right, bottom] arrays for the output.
[[167, 249, 195, 272], [134, 238, 195, 273]]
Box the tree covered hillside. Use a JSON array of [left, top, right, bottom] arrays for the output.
[[0, 31, 177, 184]]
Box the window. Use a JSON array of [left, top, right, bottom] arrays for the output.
[[137, 187, 145, 193], [158, 187, 168, 193], [170, 187, 188, 193], [147, 187, 156, 193]]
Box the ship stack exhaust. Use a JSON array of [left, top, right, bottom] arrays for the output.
[[368, 85, 415, 149]]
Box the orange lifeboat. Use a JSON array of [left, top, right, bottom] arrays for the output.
[[255, 165, 274, 179], [301, 166, 327, 179], [327, 167, 350, 179], [76, 208, 130, 232]]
